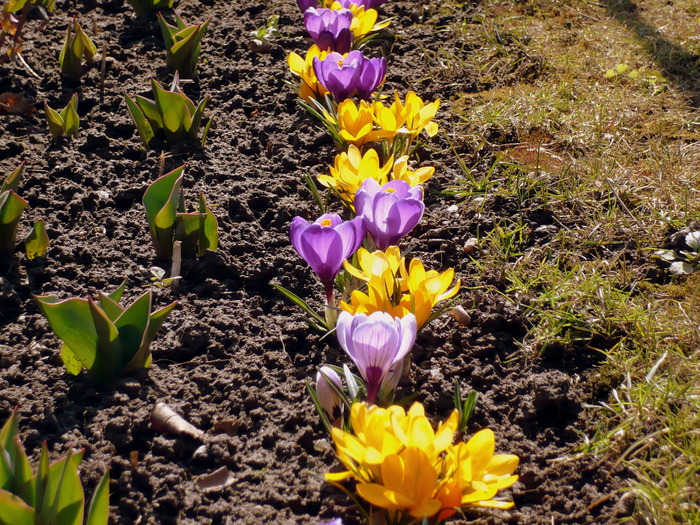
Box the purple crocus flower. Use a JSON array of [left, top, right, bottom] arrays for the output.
[[297, 0, 318, 11], [290, 213, 365, 302], [304, 8, 354, 54], [336, 311, 417, 404], [313, 50, 386, 102], [318, 520, 343, 525], [354, 179, 424, 250]]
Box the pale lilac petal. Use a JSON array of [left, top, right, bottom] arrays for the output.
[[396, 313, 417, 362]]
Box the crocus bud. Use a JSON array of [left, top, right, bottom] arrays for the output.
[[316, 366, 344, 421]]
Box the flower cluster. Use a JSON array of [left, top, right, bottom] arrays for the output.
[[283, 1, 519, 522], [327, 402, 519, 520]]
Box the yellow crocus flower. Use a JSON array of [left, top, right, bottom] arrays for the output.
[[287, 45, 329, 102], [447, 429, 520, 509], [326, 403, 519, 518], [341, 248, 460, 328], [404, 91, 440, 137], [317, 145, 393, 206], [356, 447, 443, 518], [336, 99, 375, 147], [392, 155, 434, 187], [326, 402, 407, 482]]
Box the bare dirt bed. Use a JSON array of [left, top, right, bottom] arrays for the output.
[[0, 0, 631, 523]]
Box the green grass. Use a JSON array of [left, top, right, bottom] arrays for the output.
[[430, 0, 700, 519]]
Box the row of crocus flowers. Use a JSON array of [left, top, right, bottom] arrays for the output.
[[284, 1, 519, 523]]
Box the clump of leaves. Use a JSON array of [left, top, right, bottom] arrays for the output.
[[58, 17, 96, 80], [44, 93, 79, 140], [0, 0, 54, 75], [604, 63, 667, 96], [655, 229, 700, 275], [35, 281, 177, 384], [157, 12, 209, 78], [248, 15, 279, 52], [127, 0, 173, 18], [0, 162, 48, 259], [125, 74, 211, 148], [143, 164, 218, 259], [0, 408, 110, 525]]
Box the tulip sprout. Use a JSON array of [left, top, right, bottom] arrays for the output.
[[36, 281, 177, 384], [58, 18, 97, 80], [158, 12, 210, 78], [125, 74, 211, 147], [0, 408, 110, 525], [127, 0, 173, 18], [44, 93, 80, 140], [142, 165, 218, 260], [0, 163, 48, 260], [0, 162, 28, 256]]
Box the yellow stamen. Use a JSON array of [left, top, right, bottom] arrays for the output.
[[383, 188, 396, 193], [321, 219, 333, 227]]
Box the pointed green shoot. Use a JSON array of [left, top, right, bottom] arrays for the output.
[[0, 189, 28, 255], [44, 95, 80, 139], [161, 14, 210, 78], [125, 95, 155, 147], [25, 220, 49, 260], [197, 193, 218, 256], [143, 165, 185, 258], [85, 470, 110, 525], [0, 409, 33, 498], [1, 162, 24, 193]]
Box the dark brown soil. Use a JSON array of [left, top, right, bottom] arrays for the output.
[[0, 0, 631, 523]]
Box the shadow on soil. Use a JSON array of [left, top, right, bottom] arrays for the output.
[[603, 0, 700, 106]]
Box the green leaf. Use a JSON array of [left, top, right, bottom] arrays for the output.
[[143, 166, 185, 258], [60, 94, 80, 137], [35, 296, 99, 372], [124, 95, 155, 147], [96, 293, 124, 322], [75, 20, 97, 61], [107, 280, 128, 303], [47, 449, 84, 525], [113, 291, 151, 370], [44, 102, 65, 140], [24, 220, 49, 260], [134, 96, 163, 132], [137, 300, 177, 365], [87, 297, 120, 379], [0, 489, 34, 525], [197, 193, 218, 256], [35, 445, 50, 522], [1, 162, 24, 194], [60, 344, 83, 376], [174, 211, 203, 256], [0, 190, 28, 255], [85, 470, 109, 525], [151, 78, 187, 141], [188, 95, 209, 141], [0, 410, 33, 498], [157, 12, 178, 49], [270, 283, 328, 329]]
